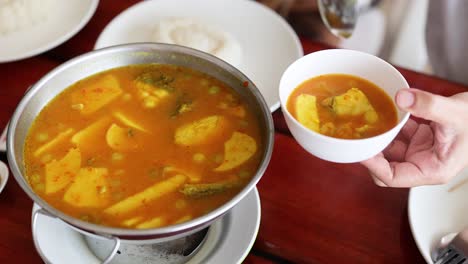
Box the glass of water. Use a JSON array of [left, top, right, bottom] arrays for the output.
[[317, 0, 359, 38]]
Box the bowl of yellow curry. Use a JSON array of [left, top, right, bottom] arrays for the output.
[[279, 49, 410, 163], [7, 43, 274, 242]]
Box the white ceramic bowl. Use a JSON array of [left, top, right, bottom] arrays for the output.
[[0, 161, 8, 194], [279, 49, 410, 163]]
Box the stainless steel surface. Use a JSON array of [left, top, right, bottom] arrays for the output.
[[433, 228, 468, 264], [32, 188, 261, 263], [317, 0, 359, 38], [7, 43, 274, 241], [85, 228, 208, 264]]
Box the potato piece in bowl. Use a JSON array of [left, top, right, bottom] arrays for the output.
[[174, 115, 227, 146], [113, 111, 149, 133], [34, 128, 75, 157], [215, 132, 257, 172], [104, 174, 187, 216], [295, 94, 320, 132], [71, 75, 122, 115], [44, 148, 81, 194], [106, 123, 139, 151], [63, 167, 110, 208], [322, 87, 379, 123], [71, 117, 111, 150]]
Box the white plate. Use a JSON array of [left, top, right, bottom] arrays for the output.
[[32, 188, 261, 264], [0, 0, 99, 63], [408, 168, 468, 263], [94, 0, 303, 112]]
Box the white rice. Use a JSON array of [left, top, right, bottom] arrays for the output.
[[0, 0, 55, 36], [151, 17, 242, 67]]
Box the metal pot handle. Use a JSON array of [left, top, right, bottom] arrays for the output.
[[32, 207, 121, 264], [97, 235, 120, 264]]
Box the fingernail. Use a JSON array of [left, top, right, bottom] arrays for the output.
[[396, 90, 415, 108]]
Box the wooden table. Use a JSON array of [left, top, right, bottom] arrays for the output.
[[0, 1, 466, 263]]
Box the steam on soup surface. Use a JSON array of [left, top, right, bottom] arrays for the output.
[[23, 64, 263, 229], [287, 74, 397, 139]]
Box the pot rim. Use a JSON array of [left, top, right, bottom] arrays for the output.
[[7, 43, 274, 238]]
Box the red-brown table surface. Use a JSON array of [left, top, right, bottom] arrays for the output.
[[0, 1, 466, 263]]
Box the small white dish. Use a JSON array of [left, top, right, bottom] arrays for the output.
[[279, 49, 410, 163], [94, 0, 303, 112], [0, 161, 8, 194], [0, 0, 99, 63], [32, 188, 261, 263], [408, 168, 468, 264]]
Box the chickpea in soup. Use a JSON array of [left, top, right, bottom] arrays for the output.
[[23, 64, 263, 229], [287, 74, 397, 139]]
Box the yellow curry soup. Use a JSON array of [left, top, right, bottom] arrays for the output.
[[23, 64, 263, 229], [287, 74, 398, 139]]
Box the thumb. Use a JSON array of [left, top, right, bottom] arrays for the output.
[[395, 88, 454, 125]]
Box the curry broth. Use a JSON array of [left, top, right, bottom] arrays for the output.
[[287, 74, 398, 139], [23, 64, 262, 228]]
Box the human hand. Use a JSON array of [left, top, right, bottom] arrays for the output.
[[361, 88, 468, 187]]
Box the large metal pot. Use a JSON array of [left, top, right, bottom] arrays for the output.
[[7, 43, 274, 246]]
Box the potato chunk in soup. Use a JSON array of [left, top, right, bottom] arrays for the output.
[[23, 64, 263, 228]]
